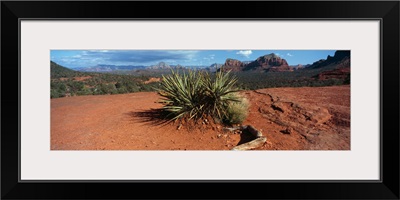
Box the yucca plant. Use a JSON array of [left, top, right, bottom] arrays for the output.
[[202, 70, 241, 121], [158, 70, 206, 121], [157, 69, 248, 125]]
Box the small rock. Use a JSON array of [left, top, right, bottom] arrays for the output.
[[217, 134, 222, 138], [281, 127, 293, 134]]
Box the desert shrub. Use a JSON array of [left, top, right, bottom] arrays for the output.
[[158, 69, 248, 125], [97, 83, 117, 94], [117, 87, 129, 94], [158, 70, 206, 121], [76, 88, 93, 96], [202, 69, 241, 121], [224, 93, 249, 125], [51, 89, 60, 98], [67, 81, 85, 93], [344, 74, 350, 84]]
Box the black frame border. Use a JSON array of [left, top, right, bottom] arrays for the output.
[[17, 18, 383, 184], [2, 1, 399, 199]]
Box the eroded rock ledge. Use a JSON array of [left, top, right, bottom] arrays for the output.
[[224, 125, 267, 150]]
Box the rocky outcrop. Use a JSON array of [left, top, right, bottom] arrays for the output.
[[244, 53, 292, 72], [308, 50, 350, 69], [308, 50, 351, 81], [291, 64, 305, 70], [147, 62, 171, 69], [308, 59, 326, 69], [223, 125, 267, 151], [225, 59, 244, 67], [219, 59, 246, 72], [209, 63, 223, 69], [220, 53, 292, 72], [254, 53, 288, 67], [314, 67, 350, 80]]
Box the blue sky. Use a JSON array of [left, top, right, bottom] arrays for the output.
[[51, 50, 337, 69]]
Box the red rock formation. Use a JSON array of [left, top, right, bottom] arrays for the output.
[[308, 50, 350, 69], [220, 53, 293, 72], [311, 51, 351, 81], [220, 59, 246, 72], [245, 53, 291, 72], [315, 67, 350, 80], [291, 64, 304, 70]]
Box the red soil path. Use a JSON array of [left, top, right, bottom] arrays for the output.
[[51, 85, 350, 150]]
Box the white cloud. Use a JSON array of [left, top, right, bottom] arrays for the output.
[[167, 50, 199, 60], [88, 50, 110, 53], [236, 50, 252, 58], [204, 55, 215, 60], [287, 53, 293, 57]]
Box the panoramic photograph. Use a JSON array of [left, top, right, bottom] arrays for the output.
[[50, 50, 350, 150]]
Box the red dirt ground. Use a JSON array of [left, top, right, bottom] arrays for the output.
[[51, 85, 350, 150]]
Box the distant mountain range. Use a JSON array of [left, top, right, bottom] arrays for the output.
[[74, 62, 214, 72], [57, 50, 350, 77], [219, 50, 350, 74], [306, 50, 350, 69], [147, 62, 171, 70], [74, 64, 147, 72], [147, 62, 215, 70], [307, 50, 350, 80], [51, 61, 84, 78]]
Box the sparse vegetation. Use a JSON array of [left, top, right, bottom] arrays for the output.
[[234, 68, 349, 91], [157, 70, 249, 125], [50, 61, 159, 98], [224, 93, 249, 125], [50, 60, 350, 99]]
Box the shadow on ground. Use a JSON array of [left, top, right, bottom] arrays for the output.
[[236, 129, 257, 146], [126, 109, 172, 126]]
